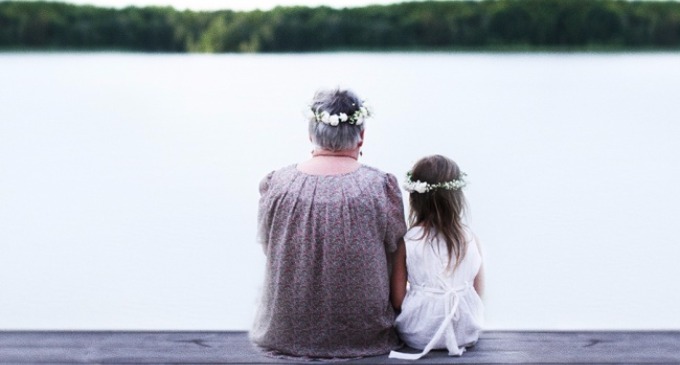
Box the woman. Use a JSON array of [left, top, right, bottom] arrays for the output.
[[250, 89, 407, 359]]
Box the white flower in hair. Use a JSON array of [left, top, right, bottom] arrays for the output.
[[413, 181, 428, 193], [321, 111, 330, 124], [403, 171, 467, 193], [310, 101, 372, 127]]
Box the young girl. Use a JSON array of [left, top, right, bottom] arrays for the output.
[[389, 155, 484, 360]]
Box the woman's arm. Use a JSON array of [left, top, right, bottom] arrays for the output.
[[390, 238, 407, 312], [257, 171, 275, 256], [473, 235, 485, 298]]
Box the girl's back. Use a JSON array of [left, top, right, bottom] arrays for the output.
[[394, 226, 484, 357], [404, 226, 481, 289]]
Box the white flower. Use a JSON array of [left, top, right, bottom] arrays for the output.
[[403, 171, 466, 193], [403, 180, 428, 193], [307, 101, 372, 127], [359, 106, 369, 117], [321, 111, 330, 124], [414, 181, 428, 193]]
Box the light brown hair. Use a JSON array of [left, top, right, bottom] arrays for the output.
[[408, 155, 468, 271]]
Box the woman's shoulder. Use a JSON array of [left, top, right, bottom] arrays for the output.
[[260, 163, 403, 197], [357, 165, 403, 190], [258, 165, 297, 193], [345, 162, 401, 177], [357, 164, 386, 175], [267, 163, 396, 179], [262, 164, 298, 180]]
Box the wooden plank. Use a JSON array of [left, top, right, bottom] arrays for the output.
[[0, 331, 678, 364]]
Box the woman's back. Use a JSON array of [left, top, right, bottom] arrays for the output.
[[251, 164, 406, 358]]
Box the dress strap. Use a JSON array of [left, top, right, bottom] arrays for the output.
[[389, 282, 472, 360]]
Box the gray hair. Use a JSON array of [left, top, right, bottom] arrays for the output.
[[307, 89, 366, 152]]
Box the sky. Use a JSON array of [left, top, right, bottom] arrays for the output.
[[34, 0, 411, 11]]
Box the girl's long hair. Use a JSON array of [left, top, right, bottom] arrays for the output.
[[408, 155, 468, 271]]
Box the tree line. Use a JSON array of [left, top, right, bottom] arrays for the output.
[[1, 0, 680, 52]]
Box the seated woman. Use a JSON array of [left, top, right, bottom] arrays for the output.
[[250, 88, 406, 359]]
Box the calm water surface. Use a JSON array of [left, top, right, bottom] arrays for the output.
[[1, 52, 679, 330]]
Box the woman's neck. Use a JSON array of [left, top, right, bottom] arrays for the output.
[[297, 148, 362, 176], [311, 148, 360, 160]]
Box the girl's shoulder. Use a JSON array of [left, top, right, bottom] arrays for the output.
[[463, 226, 477, 243], [404, 225, 479, 249], [404, 226, 426, 243]]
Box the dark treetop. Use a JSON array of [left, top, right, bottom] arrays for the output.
[[2, 0, 680, 52]]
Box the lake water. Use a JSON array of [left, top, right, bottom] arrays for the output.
[[1, 52, 679, 330]]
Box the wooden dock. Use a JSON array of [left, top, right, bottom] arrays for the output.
[[1, 331, 679, 364]]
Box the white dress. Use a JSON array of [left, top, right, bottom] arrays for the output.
[[390, 226, 484, 360]]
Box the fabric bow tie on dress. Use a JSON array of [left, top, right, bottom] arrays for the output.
[[389, 282, 472, 360]]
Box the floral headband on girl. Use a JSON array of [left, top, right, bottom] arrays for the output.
[[403, 171, 467, 193], [308, 104, 371, 126]]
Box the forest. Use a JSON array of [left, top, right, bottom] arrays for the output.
[[1, 0, 680, 52]]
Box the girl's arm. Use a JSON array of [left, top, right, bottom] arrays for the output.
[[390, 238, 407, 312], [473, 235, 485, 298]]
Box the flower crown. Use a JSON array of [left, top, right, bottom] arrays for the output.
[[403, 171, 467, 193], [309, 104, 371, 126]]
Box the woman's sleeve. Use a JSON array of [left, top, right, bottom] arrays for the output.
[[383, 173, 407, 253], [257, 171, 275, 248]]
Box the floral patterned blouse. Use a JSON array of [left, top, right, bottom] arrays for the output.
[[251, 164, 407, 358]]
